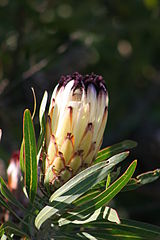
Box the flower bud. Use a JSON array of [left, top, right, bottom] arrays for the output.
[[44, 72, 108, 190]]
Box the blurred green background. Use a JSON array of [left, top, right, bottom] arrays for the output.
[[0, 0, 160, 225]]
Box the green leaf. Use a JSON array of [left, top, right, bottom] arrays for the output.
[[89, 167, 121, 193], [1, 234, 7, 240], [58, 161, 137, 222], [23, 109, 37, 202], [81, 219, 160, 239], [37, 225, 82, 240], [137, 169, 160, 184], [37, 128, 45, 162], [0, 222, 29, 238], [102, 206, 120, 224], [20, 90, 38, 173], [0, 194, 10, 210], [0, 177, 26, 212], [0, 194, 26, 224], [122, 178, 138, 192], [0, 129, 2, 142], [81, 161, 137, 213], [74, 190, 101, 206], [35, 152, 129, 229], [106, 173, 111, 188], [58, 206, 120, 226], [39, 91, 48, 126], [19, 140, 24, 172], [95, 140, 137, 164], [31, 87, 36, 119], [123, 168, 160, 192], [59, 208, 102, 226], [37, 91, 48, 159]]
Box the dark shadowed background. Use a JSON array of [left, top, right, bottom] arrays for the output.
[[0, 0, 160, 225]]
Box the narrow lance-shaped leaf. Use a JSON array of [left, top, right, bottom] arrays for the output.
[[0, 177, 26, 212], [20, 89, 37, 173], [23, 109, 37, 202], [0, 222, 29, 239], [59, 161, 137, 222], [0, 194, 26, 224], [0, 178, 35, 219], [31, 87, 36, 119], [74, 190, 101, 206], [122, 168, 160, 192], [35, 152, 129, 229], [58, 206, 120, 226], [0, 194, 11, 210], [83, 160, 137, 213], [88, 167, 121, 193], [95, 140, 137, 164], [37, 91, 48, 159], [81, 219, 160, 240], [106, 173, 111, 188], [19, 140, 24, 172], [39, 91, 48, 125], [1, 234, 7, 240], [0, 129, 2, 142]]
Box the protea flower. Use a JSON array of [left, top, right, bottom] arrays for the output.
[[7, 151, 20, 191], [43, 72, 108, 190]]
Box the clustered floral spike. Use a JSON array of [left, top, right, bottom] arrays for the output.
[[43, 72, 109, 191]]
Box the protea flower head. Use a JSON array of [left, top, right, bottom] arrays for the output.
[[43, 72, 108, 190], [7, 151, 20, 191]]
